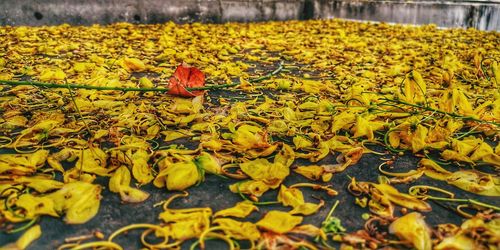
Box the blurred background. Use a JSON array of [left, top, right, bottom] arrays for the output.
[[1, 0, 499, 30]]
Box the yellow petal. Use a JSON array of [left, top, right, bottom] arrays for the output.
[[451, 138, 481, 157], [389, 212, 432, 250], [289, 202, 323, 216], [232, 125, 270, 150], [388, 131, 401, 148], [256, 211, 303, 234], [162, 130, 194, 142], [400, 71, 427, 104], [109, 166, 131, 193], [435, 234, 476, 250], [274, 144, 295, 168], [119, 186, 150, 203], [16, 225, 42, 250], [294, 165, 324, 181], [122, 57, 146, 72], [290, 224, 326, 239], [278, 185, 305, 208], [352, 116, 372, 140], [293, 135, 313, 149], [74, 147, 109, 176], [214, 201, 258, 218], [452, 88, 473, 115], [109, 166, 149, 203], [331, 111, 356, 133], [160, 206, 212, 240], [411, 124, 428, 153], [441, 150, 473, 163], [16, 176, 64, 193], [419, 159, 451, 181], [39, 68, 66, 81], [470, 142, 496, 163], [229, 180, 270, 197], [0, 150, 49, 175], [139, 77, 154, 88]]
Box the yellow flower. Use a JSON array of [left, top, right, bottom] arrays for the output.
[[131, 149, 154, 185], [353, 116, 372, 140], [195, 152, 222, 174], [213, 218, 261, 241], [122, 57, 146, 72], [331, 111, 356, 133], [446, 170, 500, 196], [399, 71, 427, 104], [154, 160, 200, 191], [39, 68, 66, 81], [469, 142, 500, 166], [411, 124, 428, 153], [435, 234, 476, 250], [46, 182, 102, 224], [278, 185, 323, 215], [273, 144, 295, 168], [239, 158, 289, 188], [109, 166, 149, 203], [232, 125, 270, 150], [372, 183, 432, 212]]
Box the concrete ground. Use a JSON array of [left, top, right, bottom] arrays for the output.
[[2, 142, 496, 249]]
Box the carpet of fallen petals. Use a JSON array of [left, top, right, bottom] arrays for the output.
[[0, 19, 499, 249]]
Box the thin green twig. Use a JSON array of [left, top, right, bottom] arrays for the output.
[[380, 98, 500, 127], [65, 80, 93, 137], [0, 63, 283, 93]]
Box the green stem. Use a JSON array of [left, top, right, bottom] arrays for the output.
[[251, 63, 284, 82], [0, 63, 283, 93], [65, 81, 93, 137], [1, 79, 170, 92], [325, 200, 340, 220], [383, 128, 405, 153], [423, 150, 451, 166], [425, 196, 500, 211], [8, 217, 38, 234], [381, 98, 500, 127], [454, 125, 480, 140], [468, 199, 500, 211]]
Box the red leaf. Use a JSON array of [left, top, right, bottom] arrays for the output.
[[168, 63, 205, 97]]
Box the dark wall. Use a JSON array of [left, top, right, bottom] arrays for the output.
[[0, 0, 499, 30]]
